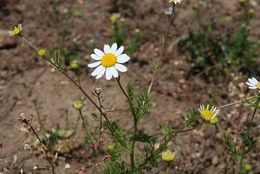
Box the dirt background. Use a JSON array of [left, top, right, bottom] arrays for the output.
[[0, 0, 260, 173]]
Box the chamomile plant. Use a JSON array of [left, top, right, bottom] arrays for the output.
[[10, 0, 260, 173]]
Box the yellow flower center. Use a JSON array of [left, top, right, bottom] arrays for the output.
[[13, 27, 22, 35], [257, 82, 260, 89], [200, 109, 214, 120], [101, 53, 117, 67]]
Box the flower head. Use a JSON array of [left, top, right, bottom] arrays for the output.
[[245, 164, 252, 172], [88, 43, 130, 80], [246, 77, 260, 90], [37, 48, 46, 56], [169, 0, 182, 4], [162, 150, 176, 161], [70, 61, 79, 69], [9, 24, 23, 36], [107, 144, 115, 151], [198, 105, 219, 122], [110, 14, 120, 24], [73, 100, 83, 110]]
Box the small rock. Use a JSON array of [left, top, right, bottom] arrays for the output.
[[0, 30, 17, 49], [212, 155, 219, 165]]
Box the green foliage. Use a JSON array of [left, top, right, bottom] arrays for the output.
[[103, 161, 128, 174], [239, 130, 257, 154], [103, 121, 128, 151], [126, 85, 151, 122], [178, 5, 259, 75], [130, 130, 156, 143], [185, 108, 199, 127], [160, 124, 175, 137], [34, 127, 74, 153], [136, 144, 158, 172], [111, 17, 141, 56], [47, 49, 65, 71], [60, 48, 83, 66], [111, 18, 127, 46], [127, 29, 141, 56], [223, 131, 237, 158]]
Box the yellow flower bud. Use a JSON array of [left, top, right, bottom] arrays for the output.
[[37, 48, 46, 56], [245, 164, 252, 171], [70, 61, 79, 69], [210, 116, 218, 124], [73, 100, 83, 110], [110, 14, 119, 24], [107, 144, 115, 151]]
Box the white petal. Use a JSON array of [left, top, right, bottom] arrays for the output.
[[115, 46, 124, 56], [248, 78, 257, 85], [109, 67, 119, 78], [111, 43, 118, 52], [215, 110, 219, 116], [94, 49, 104, 57], [105, 68, 113, 80], [246, 82, 254, 86], [115, 63, 127, 72], [96, 67, 106, 79], [104, 44, 111, 53], [249, 86, 257, 89], [88, 61, 101, 68], [91, 53, 102, 60], [91, 65, 105, 76], [117, 54, 130, 63]]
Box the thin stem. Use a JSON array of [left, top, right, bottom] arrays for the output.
[[174, 122, 204, 134], [217, 95, 258, 109], [29, 125, 55, 174], [166, 162, 171, 174], [116, 77, 128, 99], [248, 93, 260, 129], [148, 3, 176, 93], [79, 109, 88, 130], [97, 94, 103, 148]]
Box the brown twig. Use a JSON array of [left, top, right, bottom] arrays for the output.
[[19, 113, 55, 174]]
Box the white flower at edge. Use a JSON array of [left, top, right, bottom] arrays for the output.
[[88, 43, 130, 80], [169, 0, 182, 4], [246, 77, 260, 90]]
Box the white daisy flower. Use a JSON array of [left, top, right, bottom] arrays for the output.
[[246, 77, 260, 90], [88, 43, 130, 80]]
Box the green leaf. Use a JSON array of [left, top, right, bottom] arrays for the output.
[[130, 130, 156, 143], [160, 124, 175, 137], [47, 49, 65, 71]]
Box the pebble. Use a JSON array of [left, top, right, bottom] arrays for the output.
[[0, 30, 17, 49]]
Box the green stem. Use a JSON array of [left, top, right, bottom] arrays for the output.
[[166, 162, 171, 174], [239, 154, 244, 173], [217, 95, 258, 109], [248, 92, 260, 129], [79, 109, 88, 130], [116, 77, 137, 173]]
